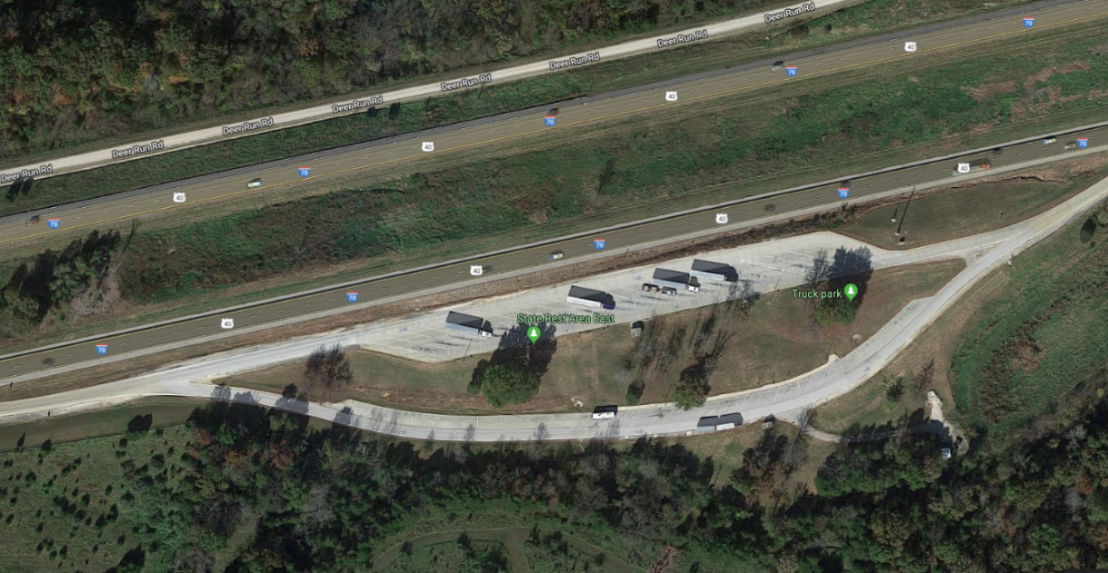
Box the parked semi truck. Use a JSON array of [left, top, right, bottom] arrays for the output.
[[567, 286, 615, 310], [444, 311, 492, 338]]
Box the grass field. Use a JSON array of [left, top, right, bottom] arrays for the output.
[[813, 196, 1108, 440], [0, 0, 1040, 218], [373, 526, 645, 573], [0, 422, 197, 573], [0, 399, 203, 454], [839, 156, 1108, 250], [227, 260, 963, 415], [6, 20, 1108, 354]]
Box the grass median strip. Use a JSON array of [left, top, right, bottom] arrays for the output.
[[0, 0, 1042, 218]]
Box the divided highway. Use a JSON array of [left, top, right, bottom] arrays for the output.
[[2, 171, 1106, 441], [2, 127, 1105, 382], [2, 0, 1104, 247], [0, 0, 853, 180]]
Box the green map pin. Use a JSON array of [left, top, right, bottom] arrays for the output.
[[844, 284, 858, 301], [527, 326, 541, 343]]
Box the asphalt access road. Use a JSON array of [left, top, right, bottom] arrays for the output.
[[1, 0, 1103, 245], [1, 125, 1104, 381]]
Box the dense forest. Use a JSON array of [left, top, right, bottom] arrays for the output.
[[6, 388, 1108, 572], [1, 0, 773, 159]]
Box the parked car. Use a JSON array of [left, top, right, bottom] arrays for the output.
[[642, 283, 660, 292], [550, 250, 564, 260], [247, 178, 264, 188], [661, 286, 678, 296]]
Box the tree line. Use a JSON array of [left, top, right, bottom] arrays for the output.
[[32, 378, 1105, 572], [2, 0, 769, 159]]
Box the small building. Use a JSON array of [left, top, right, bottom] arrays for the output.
[[691, 259, 736, 282], [567, 286, 615, 310], [444, 311, 492, 338], [630, 321, 644, 337], [941, 448, 952, 460], [653, 268, 700, 292], [762, 415, 775, 429]]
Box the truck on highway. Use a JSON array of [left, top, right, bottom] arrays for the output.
[[25, 215, 40, 226], [444, 311, 492, 338]]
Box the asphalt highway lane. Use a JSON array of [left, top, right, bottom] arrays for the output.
[[1, 0, 1104, 248], [2, 126, 1104, 381]]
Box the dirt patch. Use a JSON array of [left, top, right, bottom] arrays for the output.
[[1009, 339, 1046, 372], [965, 80, 1016, 102]]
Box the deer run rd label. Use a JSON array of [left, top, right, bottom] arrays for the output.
[[221, 117, 274, 136], [112, 140, 165, 159]]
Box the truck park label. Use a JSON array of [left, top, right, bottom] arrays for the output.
[[111, 140, 165, 159], [222, 117, 275, 136]]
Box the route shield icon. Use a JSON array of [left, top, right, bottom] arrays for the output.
[[422, 142, 434, 152], [957, 162, 971, 174], [786, 66, 798, 77], [173, 192, 186, 203], [1078, 138, 1089, 149], [665, 91, 678, 102], [904, 41, 917, 52], [470, 265, 484, 276], [298, 167, 311, 178], [715, 213, 728, 224], [221, 318, 234, 329], [1023, 17, 1034, 28], [544, 116, 556, 127], [594, 239, 606, 250], [95, 344, 108, 355], [838, 187, 850, 199], [47, 218, 60, 229], [346, 292, 359, 303]]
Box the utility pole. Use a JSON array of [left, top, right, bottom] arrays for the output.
[[895, 188, 915, 237]]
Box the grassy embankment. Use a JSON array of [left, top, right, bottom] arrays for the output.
[[226, 260, 963, 415], [4, 19, 1108, 354], [0, 0, 1041, 217], [813, 192, 1108, 439]]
